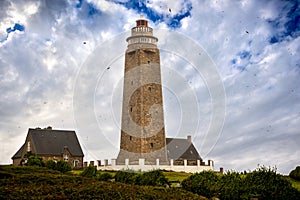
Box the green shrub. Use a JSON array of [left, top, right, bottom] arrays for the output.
[[181, 170, 220, 198], [81, 166, 97, 178], [45, 160, 57, 171], [289, 166, 300, 181], [138, 170, 168, 186], [114, 169, 137, 184], [181, 167, 300, 200], [25, 155, 44, 167], [97, 172, 113, 181], [242, 166, 300, 200], [219, 171, 243, 200], [56, 160, 72, 173]]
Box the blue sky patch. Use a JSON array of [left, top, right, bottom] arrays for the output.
[[237, 66, 247, 72], [238, 51, 251, 60], [75, 0, 101, 17], [87, 2, 100, 16], [6, 23, 25, 34], [231, 59, 237, 64], [76, 0, 83, 8], [269, 36, 279, 44], [1, 23, 25, 43], [268, 0, 300, 44], [111, 0, 192, 29], [284, 0, 300, 37]]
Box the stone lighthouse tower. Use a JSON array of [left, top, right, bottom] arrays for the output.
[[117, 16, 168, 165]]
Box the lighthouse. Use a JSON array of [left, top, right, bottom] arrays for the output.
[[116, 16, 168, 165]]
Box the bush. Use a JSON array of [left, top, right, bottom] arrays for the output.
[[45, 160, 57, 171], [289, 166, 300, 181], [242, 166, 300, 200], [81, 166, 97, 178], [181, 167, 300, 200], [97, 172, 113, 181], [219, 171, 243, 200], [181, 170, 220, 198], [114, 169, 137, 184], [114, 170, 169, 187], [25, 154, 45, 167], [138, 170, 168, 186], [56, 160, 72, 173]]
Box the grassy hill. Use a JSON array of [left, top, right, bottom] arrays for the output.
[[1, 165, 300, 199], [0, 165, 205, 199]]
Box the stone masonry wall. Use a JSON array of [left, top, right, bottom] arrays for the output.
[[117, 47, 168, 165]]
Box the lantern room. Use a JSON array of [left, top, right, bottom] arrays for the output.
[[136, 16, 148, 27], [136, 19, 148, 27]]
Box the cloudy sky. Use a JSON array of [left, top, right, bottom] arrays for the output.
[[0, 0, 299, 174]]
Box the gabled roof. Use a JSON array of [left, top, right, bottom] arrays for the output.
[[12, 143, 25, 159], [12, 128, 84, 159], [166, 137, 202, 161]]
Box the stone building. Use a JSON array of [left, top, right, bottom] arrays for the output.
[[166, 136, 202, 166], [12, 127, 84, 169]]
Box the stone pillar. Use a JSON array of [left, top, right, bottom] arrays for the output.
[[97, 160, 101, 166], [220, 167, 224, 174], [110, 159, 115, 166], [208, 160, 214, 167], [139, 158, 145, 166], [83, 161, 88, 168], [170, 159, 174, 166], [104, 159, 108, 166], [197, 160, 200, 166], [156, 158, 159, 166], [90, 161, 94, 166], [125, 158, 129, 166], [184, 159, 187, 167]]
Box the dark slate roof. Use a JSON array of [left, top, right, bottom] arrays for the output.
[[166, 138, 202, 161], [12, 128, 84, 158], [29, 128, 84, 156]]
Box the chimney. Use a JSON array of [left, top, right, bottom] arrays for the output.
[[220, 167, 224, 174], [187, 135, 192, 143]]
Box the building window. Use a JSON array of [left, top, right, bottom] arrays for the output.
[[130, 106, 133, 112], [64, 154, 69, 161], [74, 160, 79, 167], [27, 141, 30, 152], [150, 143, 154, 148], [148, 87, 151, 92], [130, 136, 132, 141]]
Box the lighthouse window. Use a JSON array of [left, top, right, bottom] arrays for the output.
[[130, 106, 133, 112], [150, 143, 154, 148], [27, 141, 30, 152], [147, 60, 150, 64], [148, 86, 151, 92], [130, 136, 132, 141]]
